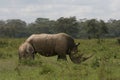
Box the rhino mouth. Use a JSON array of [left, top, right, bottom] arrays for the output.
[[69, 52, 93, 64]]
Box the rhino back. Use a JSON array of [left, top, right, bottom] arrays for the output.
[[26, 34, 56, 55], [26, 33, 75, 56]]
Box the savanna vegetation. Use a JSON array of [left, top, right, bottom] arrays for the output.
[[0, 16, 120, 80], [0, 38, 120, 80]]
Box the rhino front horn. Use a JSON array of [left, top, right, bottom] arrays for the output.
[[69, 53, 93, 64], [80, 54, 94, 62]]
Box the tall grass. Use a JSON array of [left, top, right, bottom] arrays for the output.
[[0, 38, 120, 80]]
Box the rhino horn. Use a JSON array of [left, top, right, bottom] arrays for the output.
[[69, 53, 93, 64], [80, 54, 94, 62]]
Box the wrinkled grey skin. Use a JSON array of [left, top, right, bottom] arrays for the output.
[[18, 33, 92, 63]]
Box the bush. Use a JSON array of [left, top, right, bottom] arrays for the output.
[[0, 40, 8, 48], [91, 57, 100, 69], [0, 51, 13, 59]]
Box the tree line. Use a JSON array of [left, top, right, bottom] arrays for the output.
[[0, 16, 120, 38]]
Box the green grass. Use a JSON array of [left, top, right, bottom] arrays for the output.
[[0, 38, 120, 80]]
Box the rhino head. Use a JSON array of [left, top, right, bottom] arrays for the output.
[[69, 43, 93, 64]]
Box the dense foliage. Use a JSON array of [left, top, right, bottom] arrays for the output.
[[0, 17, 120, 38]]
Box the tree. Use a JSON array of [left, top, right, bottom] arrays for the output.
[[35, 18, 49, 24], [85, 19, 108, 41], [28, 18, 55, 34], [5, 19, 27, 37], [0, 20, 6, 37], [107, 19, 120, 37], [86, 19, 99, 38], [99, 20, 108, 37], [55, 17, 79, 38]]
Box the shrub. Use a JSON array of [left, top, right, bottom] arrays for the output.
[[91, 57, 100, 69], [0, 40, 8, 48]]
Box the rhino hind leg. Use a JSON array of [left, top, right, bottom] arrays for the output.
[[31, 53, 36, 60], [19, 55, 22, 61], [57, 55, 67, 61]]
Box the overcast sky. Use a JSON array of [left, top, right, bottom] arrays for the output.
[[0, 0, 120, 23]]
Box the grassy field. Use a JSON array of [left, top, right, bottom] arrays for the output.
[[0, 38, 120, 80]]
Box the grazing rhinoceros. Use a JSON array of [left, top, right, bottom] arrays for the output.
[[18, 33, 92, 63]]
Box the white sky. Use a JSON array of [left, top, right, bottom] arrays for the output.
[[0, 0, 120, 23]]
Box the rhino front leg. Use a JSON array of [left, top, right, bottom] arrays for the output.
[[57, 55, 67, 61], [32, 53, 35, 60]]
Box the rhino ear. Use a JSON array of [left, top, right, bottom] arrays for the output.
[[75, 42, 80, 47]]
